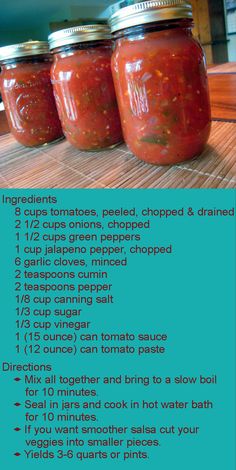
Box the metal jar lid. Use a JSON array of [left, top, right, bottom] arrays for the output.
[[109, 0, 144, 16], [109, 0, 193, 33], [48, 25, 111, 51], [0, 41, 49, 62]]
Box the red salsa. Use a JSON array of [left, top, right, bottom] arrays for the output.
[[110, 5, 211, 165], [0, 42, 63, 147], [49, 26, 123, 151]]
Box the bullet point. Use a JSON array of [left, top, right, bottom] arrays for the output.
[[14, 378, 21, 382], [14, 428, 21, 432], [14, 403, 21, 407], [14, 453, 21, 457]]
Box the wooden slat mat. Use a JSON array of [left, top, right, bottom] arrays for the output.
[[0, 121, 235, 189], [208, 63, 236, 74]]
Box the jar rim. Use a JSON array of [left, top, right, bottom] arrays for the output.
[[109, 0, 193, 33], [48, 24, 111, 50], [0, 41, 49, 62]]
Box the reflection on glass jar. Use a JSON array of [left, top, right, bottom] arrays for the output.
[[0, 41, 63, 147], [49, 25, 123, 151], [110, 1, 212, 165]]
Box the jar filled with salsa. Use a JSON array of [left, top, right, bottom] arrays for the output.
[[49, 25, 123, 151], [0, 41, 63, 147], [109, 0, 212, 165]]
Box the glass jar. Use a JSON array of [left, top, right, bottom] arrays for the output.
[[49, 25, 123, 151], [0, 41, 63, 147], [109, 1, 212, 165]]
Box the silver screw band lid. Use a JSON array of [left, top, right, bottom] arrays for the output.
[[109, 0, 193, 33], [48, 24, 111, 51], [0, 41, 49, 62]]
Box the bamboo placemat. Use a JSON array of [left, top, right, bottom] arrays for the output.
[[0, 121, 235, 189]]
